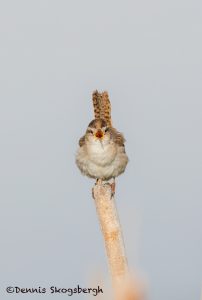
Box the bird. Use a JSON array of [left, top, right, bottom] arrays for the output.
[[75, 90, 128, 195]]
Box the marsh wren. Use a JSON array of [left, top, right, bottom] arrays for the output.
[[76, 91, 128, 193]]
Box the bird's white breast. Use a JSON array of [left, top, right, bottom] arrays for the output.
[[86, 141, 117, 166]]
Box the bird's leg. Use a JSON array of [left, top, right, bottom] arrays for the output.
[[103, 178, 116, 198], [92, 178, 103, 199], [97, 178, 103, 185], [110, 177, 116, 197]]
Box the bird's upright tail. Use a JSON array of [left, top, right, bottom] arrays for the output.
[[92, 90, 112, 127]]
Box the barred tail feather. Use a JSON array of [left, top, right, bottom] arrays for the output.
[[101, 91, 112, 127], [92, 90, 112, 127], [92, 90, 102, 119]]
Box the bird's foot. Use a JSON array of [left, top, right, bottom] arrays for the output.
[[110, 180, 116, 197], [96, 178, 103, 185], [92, 178, 115, 199], [92, 178, 103, 199], [103, 178, 115, 198]]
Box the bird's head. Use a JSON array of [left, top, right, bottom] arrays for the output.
[[85, 118, 111, 145]]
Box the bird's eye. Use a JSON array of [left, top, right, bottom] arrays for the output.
[[105, 128, 109, 132], [88, 129, 93, 134]]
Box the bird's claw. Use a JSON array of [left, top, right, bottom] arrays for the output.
[[103, 181, 115, 198], [110, 181, 116, 197], [93, 178, 115, 199]]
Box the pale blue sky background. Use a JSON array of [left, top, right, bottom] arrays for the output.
[[0, 1, 202, 299]]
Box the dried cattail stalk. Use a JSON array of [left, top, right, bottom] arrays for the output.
[[93, 181, 129, 299], [92, 182, 144, 300]]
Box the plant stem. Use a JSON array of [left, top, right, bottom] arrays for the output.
[[93, 181, 129, 297]]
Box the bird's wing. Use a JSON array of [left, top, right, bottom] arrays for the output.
[[109, 127, 125, 146], [79, 135, 85, 147]]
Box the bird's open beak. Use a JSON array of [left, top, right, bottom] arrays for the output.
[[95, 129, 104, 139]]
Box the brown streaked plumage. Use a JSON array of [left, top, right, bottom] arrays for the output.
[[79, 135, 85, 147], [88, 118, 108, 129], [109, 127, 125, 147]]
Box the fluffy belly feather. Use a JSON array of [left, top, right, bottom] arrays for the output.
[[76, 142, 128, 180]]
